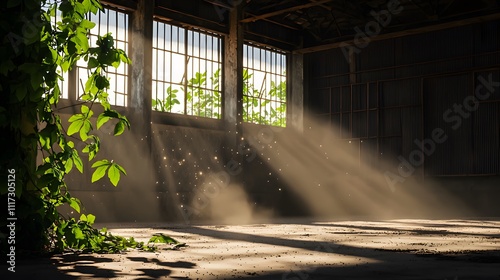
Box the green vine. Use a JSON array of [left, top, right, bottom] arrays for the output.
[[0, 0, 179, 254]]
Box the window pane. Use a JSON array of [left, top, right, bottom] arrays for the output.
[[243, 44, 287, 127], [152, 21, 222, 119], [76, 7, 129, 107]]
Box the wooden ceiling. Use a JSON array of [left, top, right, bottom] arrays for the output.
[[109, 0, 500, 51]]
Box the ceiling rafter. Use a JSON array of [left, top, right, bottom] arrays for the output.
[[240, 0, 332, 23], [407, 0, 437, 19], [439, 0, 457, 16], [260, 0, 292, 11], [296, 11, 500, 53], [203, 0, 301, 30], [307, 0, 335, 13]]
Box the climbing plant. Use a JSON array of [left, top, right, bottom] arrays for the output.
[[153, 68, 287, 126], [0, 0, 179, 254]]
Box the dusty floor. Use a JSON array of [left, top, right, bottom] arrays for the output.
[[3, 218, 500, 279]]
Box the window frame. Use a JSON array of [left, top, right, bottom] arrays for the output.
[[151, 19, 224, 120], [50, 3, 131, 108], [243, 42, 288, 127]]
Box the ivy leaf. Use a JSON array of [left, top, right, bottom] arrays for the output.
[[81, 105, 90, 115], [115, 163, 127, 175], [119, 52, 131, 64], [97, 113, 111, 129], [67, 119, 83, 136], [64, 158, 73, 173], [91, 165, 108, 183], [107, 164, 121, 186], [92, 159, 110, 168], [86, 214, 96, 225], [148, 233, 179, 244], [73, 227, 85, 240], [95, 75, 109, 90], [68, 113, 83, 122], [88, 57, 99, 69], [69, 197, 81, 213], [85, 75, 96, 93], [80, 19, 96, 30], [80, 214, 88, 222], [72, 151, 84, 173], [114, 121, 125, 136], [111, 59, 120, 68], [80, 120, 92, 141]]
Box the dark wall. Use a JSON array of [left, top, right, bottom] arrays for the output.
[[62, 113, 297, 223], [305, 20, 500, 215]]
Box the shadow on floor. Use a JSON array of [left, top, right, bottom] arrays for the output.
[[165, 225, 500, 280], [0, 253, 196, 280]]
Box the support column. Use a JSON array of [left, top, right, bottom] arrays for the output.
[[288, 53, 304, 131], [349, 48, 357, 84], [223, 4, 244, 150], [115, 0, 157, 221], [129, 0, 153, 153]]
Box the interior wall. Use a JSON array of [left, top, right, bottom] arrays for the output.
[[305, 20, 500, 216]]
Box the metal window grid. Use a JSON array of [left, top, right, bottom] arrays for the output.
[[152, 20, 223, 119], [46, 0, 69, 99], [75, 7, 129, 107], [243, 43, 287, 127]]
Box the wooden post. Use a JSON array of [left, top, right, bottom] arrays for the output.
[[288, 53, 304, 131], [129, 0, 153, 153], [223, 3, 244, 152]]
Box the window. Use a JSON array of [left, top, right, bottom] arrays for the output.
[[45, 0, 69, 99], [152, 21, 223, 119], [75, 7, 129, 106], [48, 3, 129, 105], [243, 44, 287, 127]]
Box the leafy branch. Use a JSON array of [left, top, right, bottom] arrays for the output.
[[0, 0, 180, 254]]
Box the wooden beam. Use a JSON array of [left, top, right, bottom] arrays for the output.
[[240, 0, 332, 23], [309, 0, 333, 11], [245, 30, 298, 47], [154, 6, 228, 34], [203, 0, 301, 30], [295, 12, 500, 54], [101, 0, 137, 11]]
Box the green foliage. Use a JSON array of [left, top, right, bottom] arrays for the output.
[[153, 86, 180, 112], [242, 69, 287, 127], [152, 68, 287, 126], [149, 233, 186, 250], [153, 69, 222, 119], [91, 159, 126, 187], [53, 213, 159, 253], [186, 70, 222, 118], [0, 0, 166, 254]]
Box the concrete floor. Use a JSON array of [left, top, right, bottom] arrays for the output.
[[3, 219, 500, 279]]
